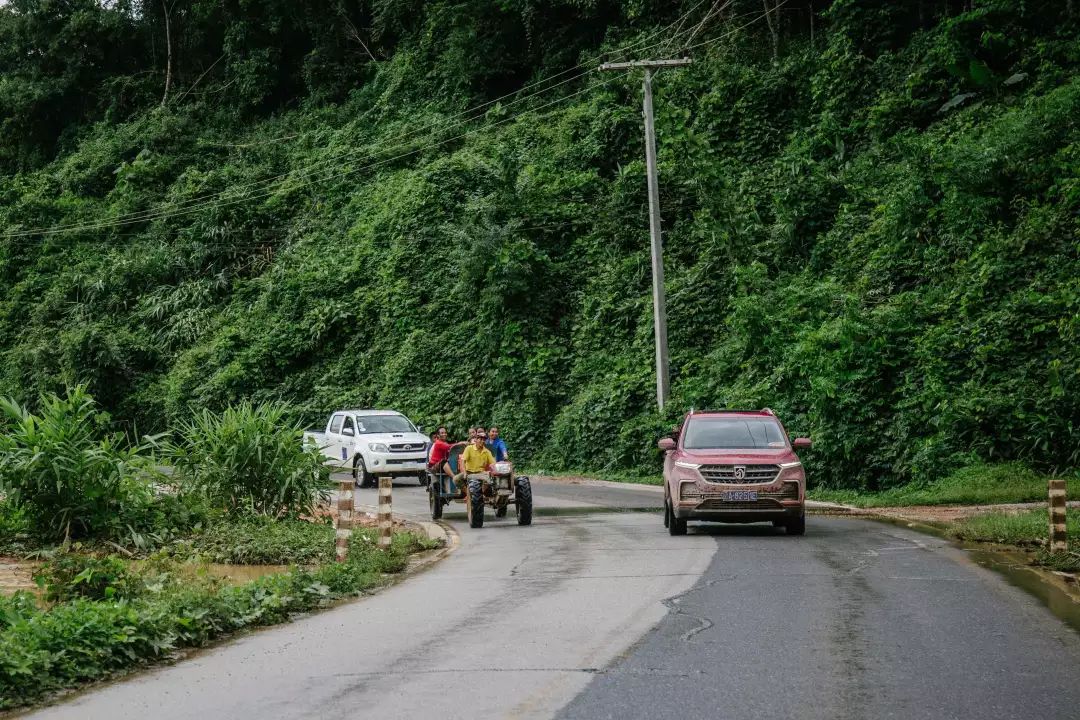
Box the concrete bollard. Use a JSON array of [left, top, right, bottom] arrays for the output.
[[1048, 479, 1067, 553], [335, 478, 354, 562], [378, 476, 393, 550]]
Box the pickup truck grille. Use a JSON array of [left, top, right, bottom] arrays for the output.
[[389, 442, 427, 453], [699, 464, 780, 484]]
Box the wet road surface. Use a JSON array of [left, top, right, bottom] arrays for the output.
[[24, 477, 1080, 720]]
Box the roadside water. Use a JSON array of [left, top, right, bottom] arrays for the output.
[[866, 516, 1080, 633], [0, 558, 38, 595]]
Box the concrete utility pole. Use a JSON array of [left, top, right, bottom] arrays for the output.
[[599, 58, 692, 411]]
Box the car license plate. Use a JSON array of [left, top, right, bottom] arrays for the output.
[[721, 490, 758, 502]]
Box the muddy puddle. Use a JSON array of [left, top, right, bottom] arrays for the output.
[[202, 563, 290, 583], [0, 558, 39, 596]]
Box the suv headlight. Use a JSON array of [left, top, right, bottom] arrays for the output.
[[368, 443, 389, 453], [674, 461, 701, 470], [777, 461, 805, 482]]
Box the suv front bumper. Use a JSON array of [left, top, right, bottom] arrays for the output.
[[673, 481, 804, 522]]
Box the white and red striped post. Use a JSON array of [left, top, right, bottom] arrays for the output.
[[378, 476, 393, 550], [1048, 478, 1067, 553], [335, 477, 353, 562]]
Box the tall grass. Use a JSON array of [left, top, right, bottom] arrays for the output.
[[0, 387, 158, 542], [168, 402, 331, 518]]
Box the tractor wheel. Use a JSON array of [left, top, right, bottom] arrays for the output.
[[429, 484, 443, 521], [515, 476, 533, 526], [467, 479, 485, 528], [353, 457, 373, 488]]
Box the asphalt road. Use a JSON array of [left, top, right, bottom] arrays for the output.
[[25, 478, 1080, 720]]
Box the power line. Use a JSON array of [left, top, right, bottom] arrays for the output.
[[1, 0, 718, 239], [2, 2, 776, 243]]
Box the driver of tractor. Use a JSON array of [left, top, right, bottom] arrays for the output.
[[457, 432, 495, 486]]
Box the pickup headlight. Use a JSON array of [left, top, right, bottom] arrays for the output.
[[368, 443, 389, 453]]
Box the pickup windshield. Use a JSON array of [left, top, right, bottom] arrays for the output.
[[354, 415, 416, 434], [682, 417, 787, 449]]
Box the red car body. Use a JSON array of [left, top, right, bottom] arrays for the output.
[[660, 409, 811, 536]]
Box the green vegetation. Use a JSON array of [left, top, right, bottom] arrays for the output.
[[175, 517, 335, 565], [0, 528, 434, 711], [810, 463, 1079, 507], [167, 402, 331, 518], [0, 387, 162, 543], [0, 2, 1077, 494], [947, 508, 1078, 546]]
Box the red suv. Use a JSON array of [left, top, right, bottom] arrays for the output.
[[659, 409, 811, 536]]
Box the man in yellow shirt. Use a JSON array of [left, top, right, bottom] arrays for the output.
[[457, 432, 495, 490]]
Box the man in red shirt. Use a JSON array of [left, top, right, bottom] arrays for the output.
[[428, 426, 453, 479]]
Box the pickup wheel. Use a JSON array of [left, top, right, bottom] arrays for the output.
[[418, 472, 429, 488], [467, 479, 485, 529], [353, 457, 374, 489]]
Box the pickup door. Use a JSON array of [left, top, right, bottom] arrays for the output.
[[323, 413, 352, 467]]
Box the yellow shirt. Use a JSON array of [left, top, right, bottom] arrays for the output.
[[461, 444, 495, 473]]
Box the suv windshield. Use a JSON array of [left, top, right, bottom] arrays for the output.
[[355, 415, 416, 434], [682, 417, 787, 449]]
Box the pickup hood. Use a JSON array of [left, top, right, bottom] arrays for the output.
[[357, 432, 429, 449], [678, 448, 798, 465]]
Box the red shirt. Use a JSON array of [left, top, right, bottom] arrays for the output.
[[429, 438, 451, 466]]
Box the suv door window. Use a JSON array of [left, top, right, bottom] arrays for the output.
[[329, 414, 343, 434]]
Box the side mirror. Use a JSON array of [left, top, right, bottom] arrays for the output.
[[657, 437, 676, 451], [416, 424, 424, 434], [793, 437, 812, 449], [342, 427, 355, 437]]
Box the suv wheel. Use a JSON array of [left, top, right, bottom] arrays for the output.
[[785, 513, 806, 536], [667, 497, 687, 536]]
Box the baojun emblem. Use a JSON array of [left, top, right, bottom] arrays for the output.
[[733, 466, 746, 481]]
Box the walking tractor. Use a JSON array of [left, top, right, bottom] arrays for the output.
[[428, 443, 533, 528]]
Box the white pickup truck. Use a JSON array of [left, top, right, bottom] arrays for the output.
[[304, 409, 430, 488]]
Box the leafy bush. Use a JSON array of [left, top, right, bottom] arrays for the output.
[[34, 554, 140, 603], [0, 388, 159, 542], [167, 402, 331, 518], [0, 531, 428, 710]]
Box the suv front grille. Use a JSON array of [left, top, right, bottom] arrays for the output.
[[699, 464, 780, 484]]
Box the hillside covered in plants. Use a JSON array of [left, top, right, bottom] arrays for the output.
[[0, 0, 1077, 489]]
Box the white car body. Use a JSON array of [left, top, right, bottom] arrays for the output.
[[304, 409, 429, 484]]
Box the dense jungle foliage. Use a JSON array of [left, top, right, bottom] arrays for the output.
[[0, 0, 1077, 489]]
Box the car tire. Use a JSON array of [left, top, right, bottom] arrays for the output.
[[785, 514, 806, 536], [353, 457, 373, 488], [515, 476, 533, 526], [663, 494, 670, 528], [467, 478, 485, 528], [418, 472, 429, 487], [667, 498, 687, 536]]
